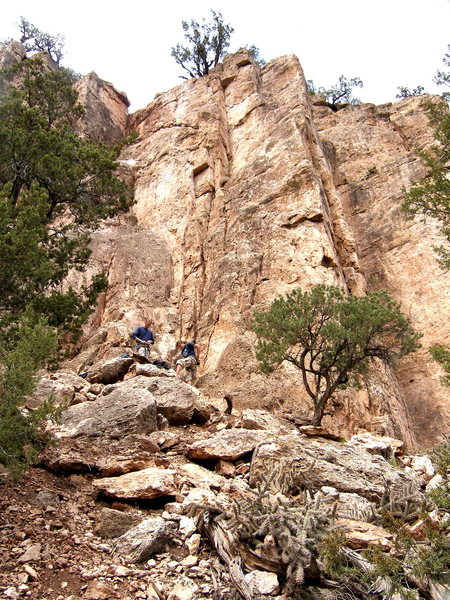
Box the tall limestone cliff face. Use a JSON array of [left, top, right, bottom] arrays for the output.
[[62, 53, 449, 447]]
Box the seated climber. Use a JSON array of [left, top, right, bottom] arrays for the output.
[[130, 320, 155, 360], [175, 340, 200, 381]]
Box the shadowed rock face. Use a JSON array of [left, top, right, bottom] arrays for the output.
[[1, 39, 445, 447]]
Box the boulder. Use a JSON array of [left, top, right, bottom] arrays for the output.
[[141, 377, 198, 425], [188, 429, 272, 461], [94, 508, 143, 539], [348, 432, 404, 457], [319, 488, 375, 522], [336, 518, 393, 549], [87, 356, 133, 384], [240, 409, 298, 433], [114, 376, 199, 425], [244, 570, 280, 595], [135, 363, 176, 378], [57, 386, 157, 438], [250, 435, 423, 503], [28, 371, 89, 409], [176, 462, 228, 490], [92, 467, 178, 500], [113, 517, 170, 562]]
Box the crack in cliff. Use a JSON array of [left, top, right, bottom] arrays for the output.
[[147, 122, 199, 134], [294, 112, 362, 291]]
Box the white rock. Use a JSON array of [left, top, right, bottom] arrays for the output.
[[179, 516, 197, 538], [18, 544, 41, 563], [321, 486, 338, 496], [244, 570, 280, 595], [411, 456, 435, 478], [185, 533, 201, 555], [180, 555, 198, 568], [426, 473, 444, 492], [167, 579, 199, 600]]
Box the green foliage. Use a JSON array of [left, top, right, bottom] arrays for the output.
[[251, 285, 421, 426], [0, 57, 130, 343], [0, 49, 131, 475], [434, 44, 450, 99], [401, 100, 450, 270], [429, 345, 450, 386], [17, 16, 65, 64], [171, 11, 234, 79], [319, 531, 359, 579], [396, 86, 425, 99], [307, 76, 363, 110], [406, 519, 450, 583], [428, 435, 450, 510], [0, 309, 59, 477], [0, 58, 128, 221]]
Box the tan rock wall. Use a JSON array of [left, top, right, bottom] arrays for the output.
[[75, 72, 129, 143], [313, 97, 450, 446], [73, 53, 448, 448]]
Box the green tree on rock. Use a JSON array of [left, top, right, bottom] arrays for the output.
[[171, 10, 234, 78], [401, 102, 450, 271], [251, 285, 421, 426], [0, 45, 131, 474], [18, 16, 65, 64], [0, 57, 130, 339]]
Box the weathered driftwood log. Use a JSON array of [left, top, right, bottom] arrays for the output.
[[197, 509, 285, 600], [343, 547, 450, 600], [429, 581, 450, 600]]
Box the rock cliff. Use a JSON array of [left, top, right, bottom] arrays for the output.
[[1, 42, 447, 447], [70, 51, 449, 448]]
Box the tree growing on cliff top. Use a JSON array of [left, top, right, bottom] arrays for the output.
[[14, 16, 65, 64], [308, 75, 363, 111], [171, 10, 234, 78], [251, 285, 421, 427]]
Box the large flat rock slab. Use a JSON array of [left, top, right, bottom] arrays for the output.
[[187, 429, 273, 461], [92, 467, 178, 500], [249, 435, 422, 502]]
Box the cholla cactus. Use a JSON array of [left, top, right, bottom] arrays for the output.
[[374, 479, 428, 524], [227, 465, 336, 591]]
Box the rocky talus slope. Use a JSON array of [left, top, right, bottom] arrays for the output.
[[67, 51, 449, 447], [1, 361, 448, 600]]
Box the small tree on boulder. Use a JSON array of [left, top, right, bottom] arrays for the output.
[[251, 285, 421, 426]]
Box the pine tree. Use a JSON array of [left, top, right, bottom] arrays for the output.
[[171, 11, 234, 78], [0, 40, 131, 474], [251, 285, 421, 426]]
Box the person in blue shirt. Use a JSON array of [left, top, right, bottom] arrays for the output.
[[175, 340, 200, 380], [131, 320, 155, 359]]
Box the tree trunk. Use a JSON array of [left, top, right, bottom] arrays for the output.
[[311, 395, 329, 426]]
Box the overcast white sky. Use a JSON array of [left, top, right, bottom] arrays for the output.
[[1, 0, 449, 111]]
